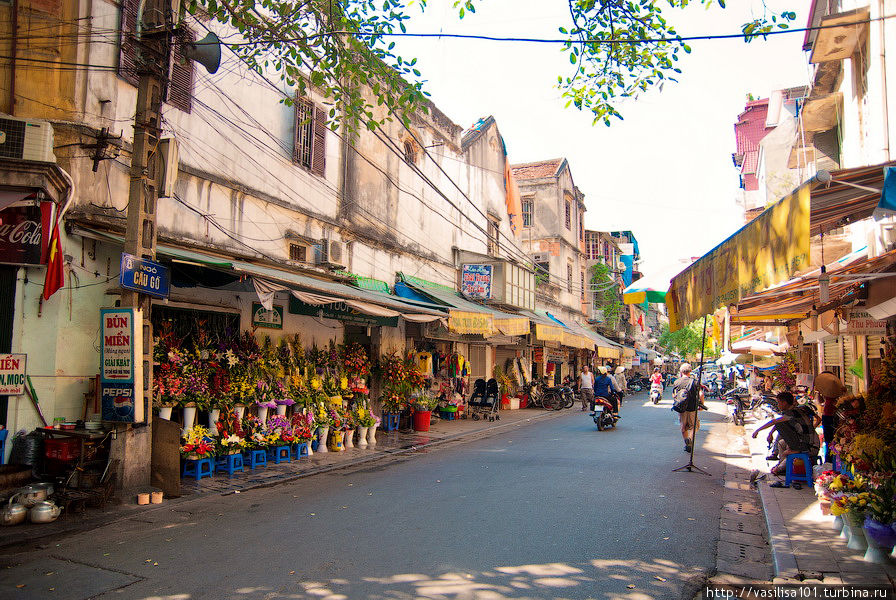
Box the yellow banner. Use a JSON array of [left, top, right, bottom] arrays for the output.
[[448, 310, 494, 336], [668, 185, 810, 331], [495, 317, 530, 337], [598, 347, 620, 359], [534, 323, 564, 343]]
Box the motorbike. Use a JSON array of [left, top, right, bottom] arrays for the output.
[[626, 379, 643, 393], [750, 392, 780, 421], [541, 384, 575, 410], [724, 386, 751, 426], [591, 396, 619, 431], [649, 382, 662, 404], [703, 377, 722, 399]]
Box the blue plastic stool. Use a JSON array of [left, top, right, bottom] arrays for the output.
[[382, 413, 400, 432], [785, 453, 813, 487], [293, 442, 309, 458], [267, 445, 291, 464], [182, 457, 214, 481], [215, 453, 244, 476], [0, 429, 7, 465], [244, 449, 267, 469]]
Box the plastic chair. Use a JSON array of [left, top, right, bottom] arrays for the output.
[[293, 442, 309, 458], [182, 457, 214, 481], [0, 429, 7, 465], [244, 449, 267, 469], [267, 445, 291, 464], [214, 453, 244, 476], [785, 453, 813, 487]]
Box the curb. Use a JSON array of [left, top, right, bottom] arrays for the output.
[[757, 476, 799, 579], [0, 409, 566, 553]]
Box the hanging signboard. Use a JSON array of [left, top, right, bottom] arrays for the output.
[[0, 353, 27, 395], [533, 347, 544, 363], [0, 201, 50, 266], [252, 302, 284, 329], [461, 264, 493, 300], [546, 349, 567, 363], [119, 253, 170, 299], [288, 296, 398, 327], [99, 307, 144, 423], [845, 309, 887, 335]]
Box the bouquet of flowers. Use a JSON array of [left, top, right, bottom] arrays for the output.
[[341, 342, 370, 378], [290, 411, 314, 442], [831, 491, 873, 523], [355, 404, 377, 427], [153, 363, 186, 407], [412, 392, 439, 412], [266, 415, 295, 444], [313, 402, 332, 428], [253, 380, 277, 409], [329, 406, 346, 431], [341, 407, 356, 431], [181, 425, 216, 459], [814, 470, 844, 499], [381, 391, 406, 413], [241, 414, 268, 448]]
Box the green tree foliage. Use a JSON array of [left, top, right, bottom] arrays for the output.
[[191, 1, 795, 130], [657, 319, 718, 360], [589, 262, 622, 329]]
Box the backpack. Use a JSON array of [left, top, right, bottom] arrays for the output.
[[672, 378, 696, 413]]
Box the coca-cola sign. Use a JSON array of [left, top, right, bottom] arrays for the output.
[[0, 202, 50, 265]]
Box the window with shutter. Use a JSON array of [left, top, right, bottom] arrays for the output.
[[168, 29, 195, 113], [118, 0, 139, 86], [293, 98, 326, 176]]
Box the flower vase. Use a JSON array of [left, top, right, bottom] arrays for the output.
[[818, 498, 832, 516], [317, 427, 330, 453], [306, 439, 313, 456], [207, 409, 220, 432], [366, 425, 376, 447], [835, 515, 846, 536], [182, 405, 197, 435], [357, 426, 368, 448], [158, 406, 173, 420], [846, 516, 868, 552], [328, 430, 344, 452], [276, 404, 287, 416], [256, 405, 269, 424], [863, 518, 896, 564], [234, 404, 246, 420], [343, 429, 354, 449]]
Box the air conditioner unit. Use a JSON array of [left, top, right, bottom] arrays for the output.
[[0, 116, 56, 163], [315, 240, 347, 269]]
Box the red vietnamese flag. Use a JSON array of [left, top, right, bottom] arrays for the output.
[[42, 217, 64, 300], [637, 313, 645, 332]]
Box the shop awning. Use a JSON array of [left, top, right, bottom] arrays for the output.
[[398, 275, 531, 337], [72, 226, 446, 323], [730, 247, 896, 325], [668, 161, 896, 331]]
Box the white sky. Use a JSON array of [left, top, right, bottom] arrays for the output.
[[395, 0, 811, 283]]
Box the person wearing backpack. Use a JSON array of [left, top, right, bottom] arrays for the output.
[[672, 363, 704, 453]]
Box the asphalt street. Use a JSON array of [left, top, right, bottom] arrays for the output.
[[1, 392, 733, 600]]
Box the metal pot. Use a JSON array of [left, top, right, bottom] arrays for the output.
[[28, 500, 62, 524], [16, 484, 49, 508], [1, 495, 28, 526]]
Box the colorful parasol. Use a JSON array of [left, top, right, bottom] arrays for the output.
[[622, 278, 668, 305]]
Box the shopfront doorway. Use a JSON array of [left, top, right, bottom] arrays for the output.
[[0, 266, 14, 427]]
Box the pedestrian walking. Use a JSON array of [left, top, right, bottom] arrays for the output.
[[672, 363, 704, 453], [813, 371, 846, 463], [579, 364, 595, 411]]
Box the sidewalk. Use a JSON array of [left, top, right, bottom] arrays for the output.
[[743, 419, 896, 587], [0, 408, 563, 553]]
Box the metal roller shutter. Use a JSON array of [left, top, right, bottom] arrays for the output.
[[867, 335, 884, 361], [823, 337, 841, 369]]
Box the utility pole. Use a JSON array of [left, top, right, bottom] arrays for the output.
[[113, 0, 170, 491]]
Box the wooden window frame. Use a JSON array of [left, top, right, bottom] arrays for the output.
[[293, 96, 327, 176], [522, 199, 532, 228], [565, 199, 571, 230]]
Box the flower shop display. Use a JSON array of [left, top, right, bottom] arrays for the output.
[[181, 425, 215, 460], [354, 402, 378, 448], [411, 393, 438, 432]]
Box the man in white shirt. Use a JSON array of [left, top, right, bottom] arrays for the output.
[[579, 364, 595, 411]]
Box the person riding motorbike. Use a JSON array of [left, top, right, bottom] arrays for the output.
[[594, 366, 622, 414], [649, 367, 663, 403]]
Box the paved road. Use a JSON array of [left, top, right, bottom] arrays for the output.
[[1, 393, 732, 600]]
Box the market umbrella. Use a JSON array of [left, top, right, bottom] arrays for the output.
[[730, 339, 784, 356], [622, 278, 667, 305]]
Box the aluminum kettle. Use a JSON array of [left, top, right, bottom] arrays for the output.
[[28, 500, 63, 524], [1, 495, 28, 526]]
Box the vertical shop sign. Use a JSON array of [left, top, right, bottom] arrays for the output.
[[100, 308, 143, 422], [461, 264, 493, 299], [0, 353, 27, 395], [0, 201, 48, 265]]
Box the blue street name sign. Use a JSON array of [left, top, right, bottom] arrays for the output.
[[119, 253, 170, 298]]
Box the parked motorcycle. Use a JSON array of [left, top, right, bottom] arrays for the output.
[[649, 382, 662, 405], [626, 379, 643, 393], [591, 396, 619, 431], [724, 387, 751, 426]]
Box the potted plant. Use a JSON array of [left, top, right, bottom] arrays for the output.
[[355, 402, 377, 448], [411, 392, 438, 432]]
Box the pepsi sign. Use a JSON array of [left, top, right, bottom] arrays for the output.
[[101, 382, 137, 422]]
